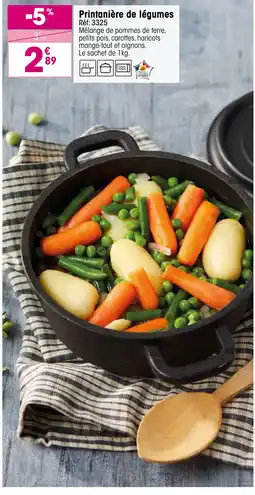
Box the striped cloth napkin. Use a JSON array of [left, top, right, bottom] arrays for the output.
[[3, 125, 253, 467]]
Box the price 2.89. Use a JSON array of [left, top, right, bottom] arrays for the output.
[[25, 46, 56, 72]]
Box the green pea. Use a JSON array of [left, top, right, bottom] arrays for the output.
[[161, 261, 172, 271], [242, 258, 251, 269], [113, 192, 125, 203], [92, 214, 101, 223], [170, 259, 180, 268], [101, 235, 113, 248], [192, 267, 204, 277], [114, 277, 124, 285], [188, 310, 200, 322], [163, 195, 172, 207], [179, 300, 191, 313], [188, 297, 201, 309], [176, 229, 184, 241], [134, 233, 146, 247], [242, 268, 252, 281], [179, 265, 188, 273], [28, 112, 44, 125], [86, 245, 97, 258], [174, 316, 187, 329], [153, 251, 166, 264], [239, 283, 245, 290], [128, 173, 137, 185], [5, 131, 21, 146], [97, 246, 107, 257], [100, 218, 111, 231], [126, 220, 140, 231], [165, 292, 175, 305], [162, 280, 173, 293], [168, 177, 179, 188], [185, 309, 195, 319], [130, 208, 139, 219], [75, 244, 86, 256], [159, 297, 166, 308], [171, 218, 181, 229], [244, 249, 253, 261], [118, 209, 129, 220], [125, 231, 135, 241]]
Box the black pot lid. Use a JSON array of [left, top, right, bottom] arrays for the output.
[[207, 92, 253, 197]]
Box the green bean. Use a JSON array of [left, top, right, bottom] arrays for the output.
[[163, 195, 172, 207], [92, 280, 106, 294], [211, 198, 242, 221], [102, 203, 136, 214], [57, 186, 95, 226], [125, 186, 136, 201], [151, 176, 169, 190], [165, 290, 188, 327], [102, 264, 115, 290], [138, 196, 149, 241], [42, 213, 57, 229], [58, 257, 107, 280], [211, 278, 240, 294], [126, 309, 162, 322], [64, 256, 105, 269], [165, 180, 190, 198]]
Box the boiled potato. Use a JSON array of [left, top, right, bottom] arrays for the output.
[[134, 180, 162, 202], [110, 239, 163, 294], [101, 212, 128, 242], [106, 319, 131, 331], [40, 270, 99, 319], [202, 219, 246, 281]]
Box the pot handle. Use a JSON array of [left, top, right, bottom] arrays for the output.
[[144, 326, 235, 384], [64, 130, 140, 170]]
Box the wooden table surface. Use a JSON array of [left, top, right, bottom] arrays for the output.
[[2, 0, 253, 487]]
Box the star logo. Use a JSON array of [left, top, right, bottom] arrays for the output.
[[134, 60, 154, 80]]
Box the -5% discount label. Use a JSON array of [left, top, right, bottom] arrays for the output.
[[8, 42, 72, 78]]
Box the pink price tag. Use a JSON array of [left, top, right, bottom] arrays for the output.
[[8, 5, 72, 30]]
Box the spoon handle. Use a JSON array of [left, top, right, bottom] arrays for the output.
[[213, 360, 253, 405]]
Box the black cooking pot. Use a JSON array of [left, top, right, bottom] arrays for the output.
[[21, 130, 253, 384]]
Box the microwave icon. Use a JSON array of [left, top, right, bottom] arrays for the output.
[[115, 60, 132, 77]]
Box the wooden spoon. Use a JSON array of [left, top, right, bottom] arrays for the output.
[[137, 360, 253, 463]]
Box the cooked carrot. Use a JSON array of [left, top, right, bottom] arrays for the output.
[[147, 192, 178, 254], [41, 221, 101, 256], [129, 268, 159, 310], [89, 282, 137, 327], [172, 184, 204, 231], [125, 318, 168, 333], [178, 201, 220, 265], [66, 176, 130, 228], [163, 265, 235, 310]]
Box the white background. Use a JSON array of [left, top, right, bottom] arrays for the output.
[[8, 42, 72, 78], [73, 5, 179, 83]]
